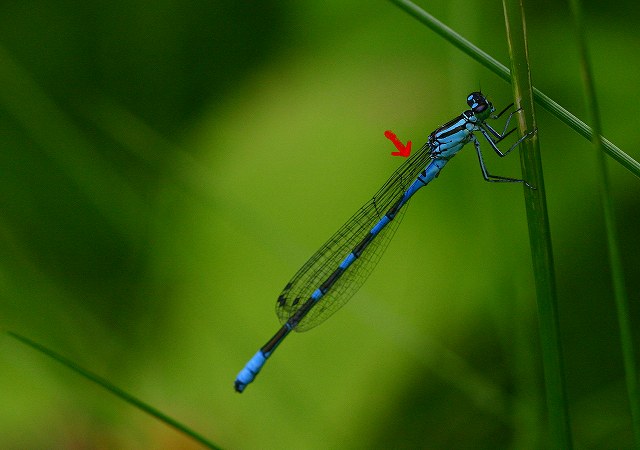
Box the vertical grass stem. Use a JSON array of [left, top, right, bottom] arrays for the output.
[[567, 0, 640, 446], [501, 1, 573, 448]]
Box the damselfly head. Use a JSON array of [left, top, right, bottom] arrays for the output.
[[467, 92, 495, 119]]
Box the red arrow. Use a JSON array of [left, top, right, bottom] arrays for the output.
[[384, 130, 412, 157]]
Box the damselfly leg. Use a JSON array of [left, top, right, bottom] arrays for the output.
[[472, 135, 536, 189], [479, 126, 537, 159], [488, 102, 520, 138], [482, 104, 536, 158]]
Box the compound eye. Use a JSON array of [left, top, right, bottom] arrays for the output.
[[473, 103, 487, 113]]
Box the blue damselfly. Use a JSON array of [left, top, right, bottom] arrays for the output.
[[234, 92, 534, 392]]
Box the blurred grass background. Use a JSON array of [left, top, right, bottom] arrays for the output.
[[1, 0, 639, 448]]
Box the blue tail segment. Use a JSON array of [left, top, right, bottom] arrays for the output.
[[235, 323, 292, 392], [234, 92, 534, 393], [234, 350, 267, 393]]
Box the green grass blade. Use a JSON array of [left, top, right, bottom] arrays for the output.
[[501, 1, 573, 448], [567, 0, 640, 446], [6, 331, 222, 450], [387, 0, 640, 179]]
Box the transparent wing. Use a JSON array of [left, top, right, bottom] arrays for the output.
[[276, 142, 432, 331]]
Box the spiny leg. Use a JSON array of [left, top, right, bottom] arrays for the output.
[[484, 123, 518, 143], [472, 136, 535, 189], [487, 105, 523, 139], [479, 126, 537, 158]]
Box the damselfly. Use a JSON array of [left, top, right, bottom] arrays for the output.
[[234, 92, 535, 392]]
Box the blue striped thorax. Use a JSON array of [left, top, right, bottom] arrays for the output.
[[428, 92, 496, 160]]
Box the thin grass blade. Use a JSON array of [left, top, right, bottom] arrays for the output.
[[6, 331, 222, 450], [567, 0, 640, 446]]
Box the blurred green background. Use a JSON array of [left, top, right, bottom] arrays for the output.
[[1, 0, 639, 448]]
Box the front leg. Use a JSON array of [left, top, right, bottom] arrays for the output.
[[479, 127, 537, 158], [487, 106, 523, 140]]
